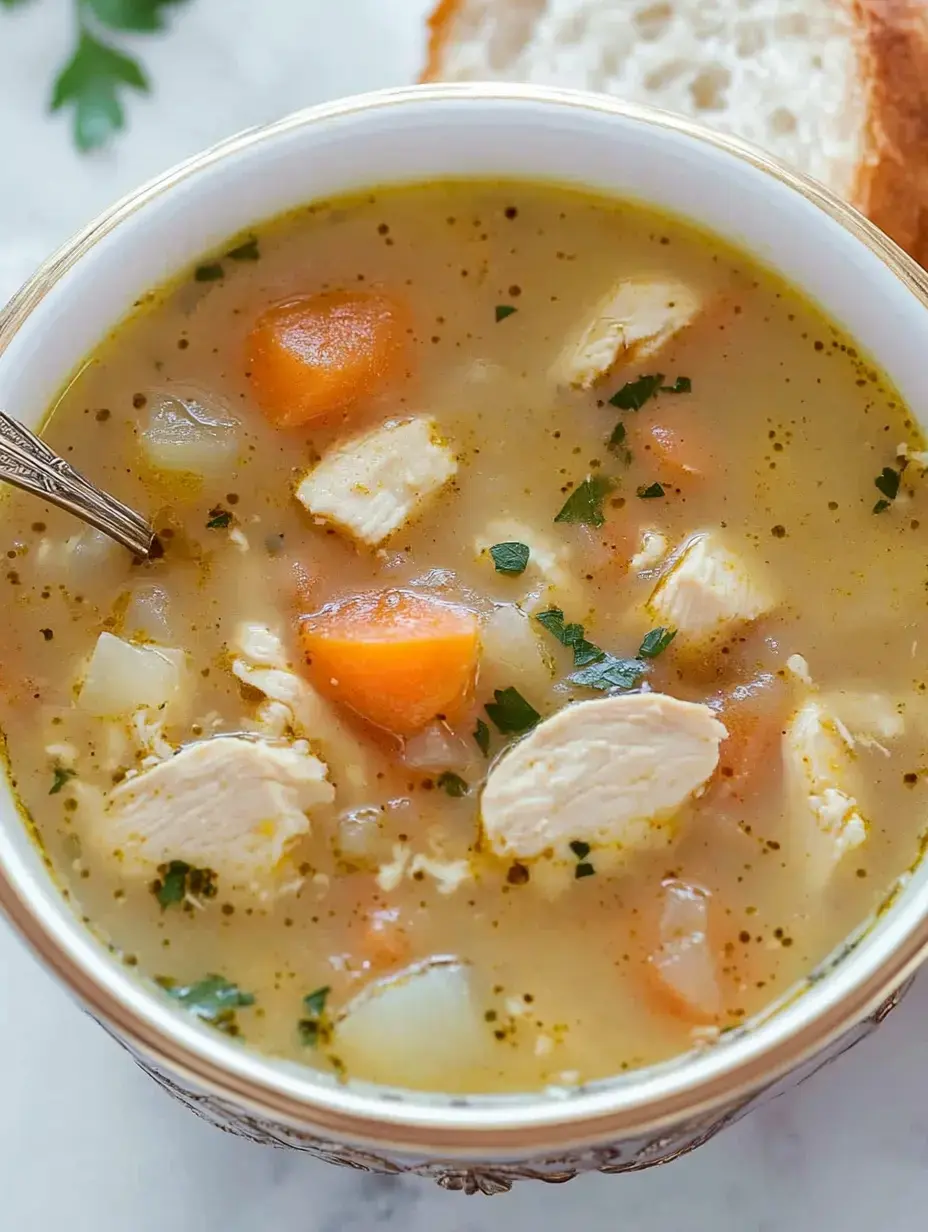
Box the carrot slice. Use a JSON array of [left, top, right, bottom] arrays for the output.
[[246, 290, 410, 428], [634, 410, 712, 481], [707, 672, 789, 810], [299, 589, 479, 735], [362, 905, 412, 973]]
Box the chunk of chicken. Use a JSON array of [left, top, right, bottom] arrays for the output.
[[480, 693, 726, 861], [556, 276, 703, 391], [231, 622, 377, 797], [783, 700, 867, 886], [294, 417, 457, 547], [629, 529, 670, 574], [646, 533, 773, 646], [103, 735, 334, 894]]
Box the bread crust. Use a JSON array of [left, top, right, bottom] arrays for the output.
[[421, 0, 928, 266]]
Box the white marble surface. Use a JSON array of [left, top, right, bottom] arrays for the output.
[[0, 2, 926, 1227]]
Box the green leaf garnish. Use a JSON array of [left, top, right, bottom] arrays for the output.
[[535, 608, 603, 667], [569, 655, 647, 692], [152, 860, 218, 909], [638, 627, 676, 658], [873, 499, 892, 514], [485, 687, 541, 735], [473, 719, 491, 757], [575, 862, 596, 879], [206, 508, 232, 529], [609, 373, 664, 410], [637, 482, 665, 499], [298, 985, 332, 1047], [661, 376, 692, 394], [159, 974, 255, 1034], [489, 541, 530, 576], [607, 420, 632, 465], [194, 262, 225, 283], [49, 766, 76, 795], [226, 237, 260, 262], [569, 840, 591, 859], [495, 305, 517, 322], [51, 29, 148, 152], [437, 771, 469, 798], [873, 466, 901, 511], [554, 475, 614, 527]]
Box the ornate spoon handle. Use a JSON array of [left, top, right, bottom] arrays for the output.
[[0, 408, 155, 558]]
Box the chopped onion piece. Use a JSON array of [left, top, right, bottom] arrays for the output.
[[123, 583, 173, 641], [78, 632, 186, 718], [402, 721, 471, 771], [650, 880, 721, 1021], [141, 386, 240, 477], [334, 959, 491, 1088]]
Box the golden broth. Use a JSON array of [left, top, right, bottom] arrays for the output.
[[1, 180, 926, 1093]]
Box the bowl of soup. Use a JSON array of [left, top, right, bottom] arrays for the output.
[[1, 83, 927, 1191]]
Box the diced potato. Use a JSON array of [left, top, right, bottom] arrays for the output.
[[140, 387, 241, 477], [480, 604, 555, 694], [77, 633, 187, 718], [35, 526, 128, 594], [334, 960, 491, 1088], [646, 532, 774, 646], [294, 417, 457, 547], [122, 583, 173, 641], [556, 276, 703, 391]]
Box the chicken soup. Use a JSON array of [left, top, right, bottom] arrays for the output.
[[1, 180, 926, 1094]]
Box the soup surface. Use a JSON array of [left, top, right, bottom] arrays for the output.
[[1, 180, 927, 1094]]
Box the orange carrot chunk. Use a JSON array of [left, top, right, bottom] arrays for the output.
[[299, 589, 479, 736], [634, 409, 712, 480], [707, 672, 789, 810], [246, 290, 409, 428]]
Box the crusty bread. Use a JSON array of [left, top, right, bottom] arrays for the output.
[[423, 0, 928, 264]]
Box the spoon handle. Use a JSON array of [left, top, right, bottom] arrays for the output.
[[0, 408, 155, 557]]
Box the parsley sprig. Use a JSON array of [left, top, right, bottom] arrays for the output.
[[5, 0, 195, 152]]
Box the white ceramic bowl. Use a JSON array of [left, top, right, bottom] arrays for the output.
[[1, 84, 927, 1193]]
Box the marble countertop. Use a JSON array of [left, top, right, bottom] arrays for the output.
[[0, 2, 926, 1227]]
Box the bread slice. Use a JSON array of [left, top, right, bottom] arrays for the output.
[[422, 0, 928, 264]]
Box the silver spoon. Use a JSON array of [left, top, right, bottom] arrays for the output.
[[0, 408, 155, 558]]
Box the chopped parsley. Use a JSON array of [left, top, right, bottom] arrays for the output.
[[575, 862, 596, 879], [437, 771, 469, 798], [569, 840, 591, 859], [661, 376, 691, 394], [206, 508, 232, 529], [152, 860, 218, 910], [873, 466, 901, 512], [569, 654, 647, 692], [49, 766, 76, 795], [638, 627, 676, 658], [298, 985, 332, 1047], [194, 262, 225, 283], [489, 541, 530, 575], [485, 687, 541, 735], [569, 839, 595, 877], [473, 718, 491, 757], [554, 474, 614, 527], [159, 974, 255, 1034], [609, 373, 664, 410], [226, 237, 260, 262], [637, 482, 665, 499], [495, 305, 518, 322], [535, 607, 603, 667], [607, 420, 632, 465]]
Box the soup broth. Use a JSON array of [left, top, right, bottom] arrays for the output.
[[1, 180, 926, 1094]]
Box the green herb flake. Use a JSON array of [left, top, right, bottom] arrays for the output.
[[473, 718, 491, 757], [874, 466, 901, 507], [495, 304, 518, 322], [299, 985, 332, 1048], [226, 237, 260, 262], [575, 862, 596, 879], [206, 508, 232, 529], [661, 376, 692, 394], [569, 655, 647, 692], [437, 771, 470, 798], [51, 29, 149, 153], [489, 541, 530, 576], [638, 627, 677, 659], [535, 607, 603, 667], [637, 482, 665, 500], [569, 840, 591, 860], [49, 766, 76, 795], [607, 420, 632, 465], [485, 687, 541, 735], [86, 0, 189, 34], [609, 373, 664, 410], [160, 974, 255, 1034], [554, 475, 614, 527], [152, 860, 217, 910], [194, 262, 225, 283], [873, 499, 892, 514]]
